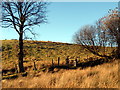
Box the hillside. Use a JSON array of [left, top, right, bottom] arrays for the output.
[[1, 40, 118, 88], [2, 59, 118, 88], [2, 40, 95, 70]]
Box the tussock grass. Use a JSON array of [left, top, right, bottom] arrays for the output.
[[2, 60, 118, 88], [2, 40, 96, 70], [2, 40, 118, 88]]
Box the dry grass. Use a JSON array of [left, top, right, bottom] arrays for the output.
[[2, 60, 118, 88], [2, 40, 118, 88]]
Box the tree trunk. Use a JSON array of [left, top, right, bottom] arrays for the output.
[[86, 46, 111, 58], [116, 39, 120, 59], [18, 32, 25, 73]]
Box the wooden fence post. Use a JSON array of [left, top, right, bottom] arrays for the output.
[[74, 58, 78, 67], [33, 60, 37, 70], [58, 57, 60, 66], [78, 56, 80, 62], [87, 55, 88, 60], [66, 56, 69, 66], [15, 64, 18, 73], [52, 59, 54, 67]]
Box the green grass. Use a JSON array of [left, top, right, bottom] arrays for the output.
[[1, 40, 114, 76], [2, 40, 115, 70], [2, 40, 95, 69]]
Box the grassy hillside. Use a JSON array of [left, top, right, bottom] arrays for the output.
[[1, 40, 118, 88], [2, 40, 95, 70], [2, 59, 118, 88]]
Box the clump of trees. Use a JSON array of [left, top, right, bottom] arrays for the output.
[[99, 8, 120, 58], [73, 7, 120, 59], [2, 0, 48, 72]]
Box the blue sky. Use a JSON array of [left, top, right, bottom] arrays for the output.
[[1, 2, 118, 43]]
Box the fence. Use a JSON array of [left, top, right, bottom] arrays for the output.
[[51, 56, 79, 67]]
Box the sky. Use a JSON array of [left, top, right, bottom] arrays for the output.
[[0, 2, 119, 43]]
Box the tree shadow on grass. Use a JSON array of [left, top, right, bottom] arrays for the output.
[[2, 57, 115, 77], [2, 66, 30, 76], [48, 58, 114, 72]]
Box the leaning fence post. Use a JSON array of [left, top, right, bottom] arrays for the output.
[[33, 60, 37, 70], [58, 57, 60, 66]]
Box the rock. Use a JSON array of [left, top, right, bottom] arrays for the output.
[[53, 68, 59, 72]]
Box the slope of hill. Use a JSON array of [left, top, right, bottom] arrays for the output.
[[1, 40, 118, 88], [2, 59, 118, 88], [2, 40, 94, 70]]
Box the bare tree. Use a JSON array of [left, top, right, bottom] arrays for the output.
[[2, 1, 48, 72], [73, 25, 111, 58], [73, 7, 120, 59], [99, 7, 120, 58]]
